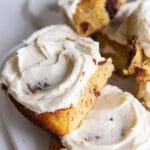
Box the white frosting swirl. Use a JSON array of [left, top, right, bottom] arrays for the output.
[[61, 85, 150, 150], [58, 0, 81, 19], [0, 25, 104, 114]]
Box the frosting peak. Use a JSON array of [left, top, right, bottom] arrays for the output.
[[0, 25, 104, 114]]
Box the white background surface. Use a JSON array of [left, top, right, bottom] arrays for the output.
[[0, 0, 63, 150]]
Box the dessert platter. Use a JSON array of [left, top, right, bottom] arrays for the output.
[[1, 0, 150, 149]]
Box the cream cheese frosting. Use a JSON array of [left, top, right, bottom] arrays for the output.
[[103, 0, 150, 58], [0, 24, 104, 114], [61, 85, 150, 150], [58, 0, 81, 20]]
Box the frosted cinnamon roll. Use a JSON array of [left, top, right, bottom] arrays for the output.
[[0, 24, 114, 136], [58, 0, 126, 36], [49, 85, 150, 150]]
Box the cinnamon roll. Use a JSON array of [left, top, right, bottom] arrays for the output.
[[0, 24, 114, 136]]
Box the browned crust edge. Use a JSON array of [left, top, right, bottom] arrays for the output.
[[49, 135, 63, 150]]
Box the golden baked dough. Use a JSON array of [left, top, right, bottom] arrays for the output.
[[4, 59, 114, 136], [63, 0, 126, 36], [134, 58, 150, 82], [122, 38, 143, 76], [93, 32, 146, 77], [93, 33, 129, 75]]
